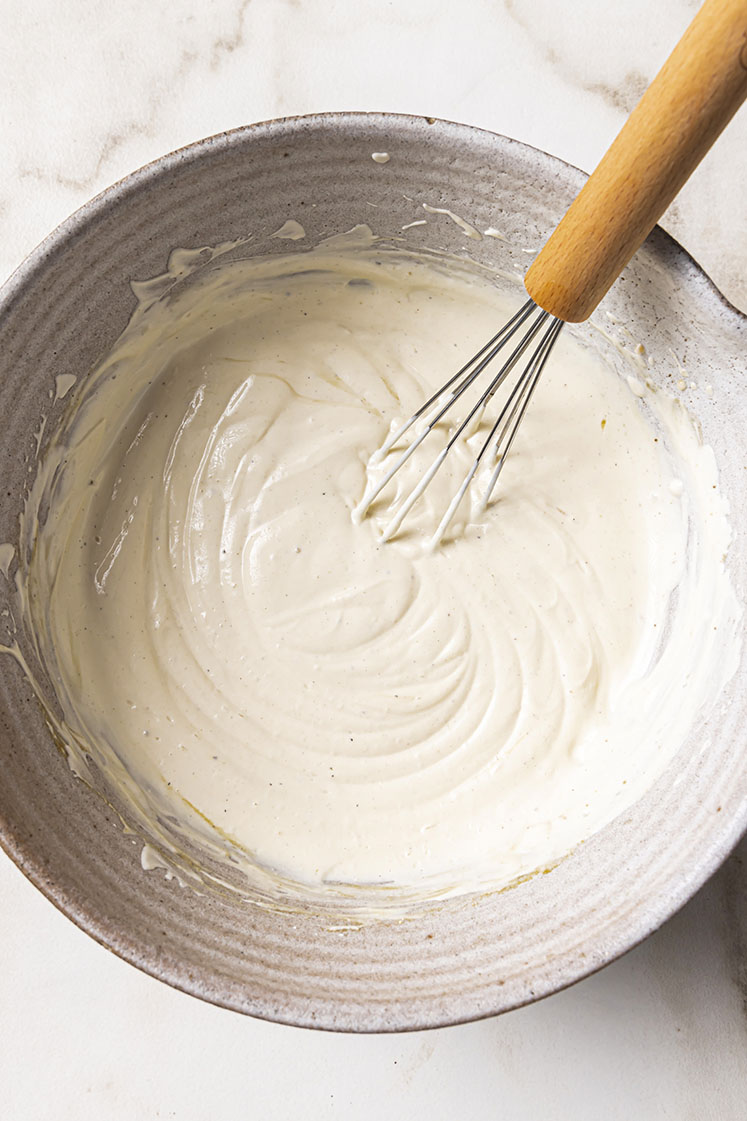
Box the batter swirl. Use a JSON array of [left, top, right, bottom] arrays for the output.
[[17, 233, 738, 907]]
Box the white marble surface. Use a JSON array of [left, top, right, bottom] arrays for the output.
[[1, 1, 746, 1116]]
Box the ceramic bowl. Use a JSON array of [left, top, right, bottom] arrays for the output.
[[0, 113, 745, 1031]]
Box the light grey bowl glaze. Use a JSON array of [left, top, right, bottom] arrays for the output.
[[0, 113, 745, 1032]]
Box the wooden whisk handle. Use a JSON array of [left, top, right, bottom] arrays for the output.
[[524, 0, 747, 323]]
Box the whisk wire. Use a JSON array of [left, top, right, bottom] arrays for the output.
[[379, 306, 551, 542], [426, 316, 563, 550], [372, 298, 538, 464], [479, 317, 564, 507], [354, 298, 564, 545], [355, 300, 544, 525]]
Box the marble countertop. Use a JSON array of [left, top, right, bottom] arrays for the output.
[[1, 1, 745, 1117]]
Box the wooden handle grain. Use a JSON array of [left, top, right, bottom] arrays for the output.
[[524, 0, 747, 322]]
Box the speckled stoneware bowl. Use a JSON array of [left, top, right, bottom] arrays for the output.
[[0, 113, 745, 1032]]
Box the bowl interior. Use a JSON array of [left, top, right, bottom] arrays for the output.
[[0, 113, 745, 1031]]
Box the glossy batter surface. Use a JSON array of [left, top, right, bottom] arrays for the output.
[[15, 234, 738, 908]]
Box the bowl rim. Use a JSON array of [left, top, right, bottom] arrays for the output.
[[0, 110, 745, 1032], [2, 111, 745, 328]]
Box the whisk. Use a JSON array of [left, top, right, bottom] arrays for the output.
[[354, 0, 747, 547]]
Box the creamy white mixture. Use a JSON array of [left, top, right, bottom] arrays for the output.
[[9, 230, 739, 910]]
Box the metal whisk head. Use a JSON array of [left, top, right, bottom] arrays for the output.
[[353, 298, 564, 549]]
